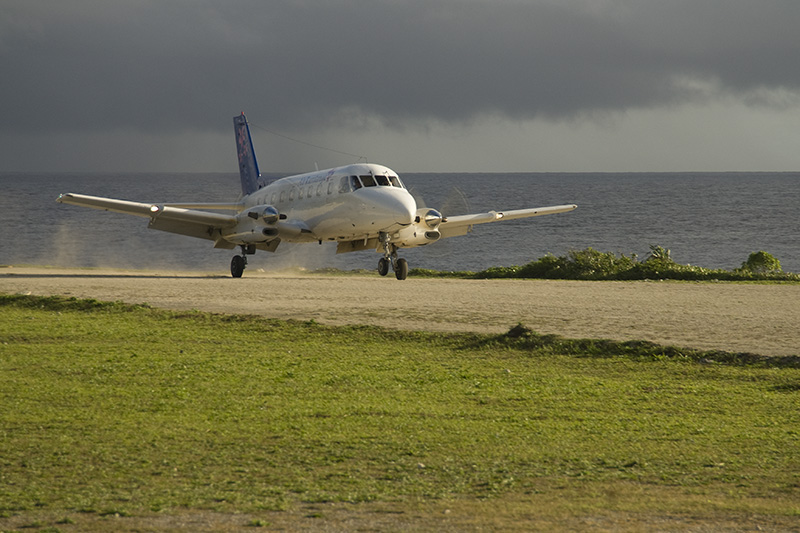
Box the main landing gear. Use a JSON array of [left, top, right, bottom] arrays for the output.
[[378, 233, 408, 281], [231, 245, 255, 278]]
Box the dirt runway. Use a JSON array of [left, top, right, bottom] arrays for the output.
[[2, 266, 798, 356]]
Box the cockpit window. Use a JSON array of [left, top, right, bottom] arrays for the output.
[[354, 173, 404, 188], [339, 176, 352, 194], [350, 175, 362, 190]]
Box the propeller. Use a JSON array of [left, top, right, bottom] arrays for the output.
[[439, 186, 471, 219], [409, 186, 471, 219], [408, 186, 472, 258]]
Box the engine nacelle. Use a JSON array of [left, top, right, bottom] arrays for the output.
[[392, 224, 441, 248], [416, 208, 443, 230], [224, 206, 282, 243], [224, 223, 273, 243]]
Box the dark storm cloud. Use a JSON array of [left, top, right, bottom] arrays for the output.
[[2, 0, 799, 136]]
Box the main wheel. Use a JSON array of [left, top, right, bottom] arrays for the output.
[[378, 257, 390, 276], [231, 255, 246, 278], [395, 258, 408, 280]]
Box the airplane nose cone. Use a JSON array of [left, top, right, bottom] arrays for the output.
[[394, 193, 417, 225], [374, 190, 416, 226]]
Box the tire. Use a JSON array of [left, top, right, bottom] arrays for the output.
[[395, 258, 408, 280], [378, 257, 390, 276], [231, 255, 245, 278]]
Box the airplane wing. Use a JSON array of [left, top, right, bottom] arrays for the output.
[[163, 202, 243, 210], [56, 193, 238, 245], [438, 204, 577, 238]]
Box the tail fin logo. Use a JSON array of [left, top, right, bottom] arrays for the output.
[[234, 113, 263, 196]]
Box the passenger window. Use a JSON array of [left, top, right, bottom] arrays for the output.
[[351, 175, 362, 189], [271, 193, 277, 204], [288, 188, 295, 201], [360, 175, 376, 187], [376, 175, 389, 186], [279, 190, 286, 203]]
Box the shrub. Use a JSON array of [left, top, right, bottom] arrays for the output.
[[644, 245, 673, 264], [739, 251, 782, 274], [471, 247, 798, 282], [516, 254, 565, 279]]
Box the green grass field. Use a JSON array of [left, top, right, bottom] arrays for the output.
[[1, 294, 799, 530]]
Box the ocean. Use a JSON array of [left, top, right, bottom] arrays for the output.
[[2, 172, 799, 274]]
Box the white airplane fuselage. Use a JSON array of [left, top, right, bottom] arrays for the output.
[[221, 163, 443, 256]]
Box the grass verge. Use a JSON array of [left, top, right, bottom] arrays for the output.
[[1, 294, 799, 530]]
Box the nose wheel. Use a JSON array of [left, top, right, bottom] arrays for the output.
[[394, 258, 408, 280], [378, 234, 408, 280], [378, 257, 390, 276]]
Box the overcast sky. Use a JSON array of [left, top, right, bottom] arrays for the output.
[[2, 0, 799, 173]]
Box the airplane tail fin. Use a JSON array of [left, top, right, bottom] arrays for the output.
[[234, 113, 262, 196]]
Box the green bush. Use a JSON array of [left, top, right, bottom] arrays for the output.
[[739, 251, 782, 273], [470, 247, 799, 282], [517, 254, 565, 279]]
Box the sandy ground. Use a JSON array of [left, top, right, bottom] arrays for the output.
[[2, 265, 798, 356]]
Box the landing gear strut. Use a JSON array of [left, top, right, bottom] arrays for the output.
[[378, 233, 408, 280], [230, 245, 254, 278]]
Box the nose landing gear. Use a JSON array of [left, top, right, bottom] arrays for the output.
[[378, 233, 408, 280], [393, 257, 409, 281], [378, 257, 390, 276]]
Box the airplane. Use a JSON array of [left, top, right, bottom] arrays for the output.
[[57, 113, 577, 279]]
